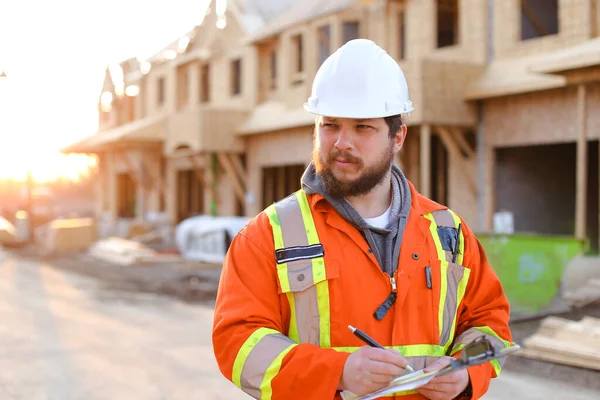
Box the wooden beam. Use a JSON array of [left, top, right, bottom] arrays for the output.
[[188, 153, 208, 190], [140, 152, 167, 203], [118, 151, 150, 192], [229, 153, 248, 188], [420, 124, 431, 197], [217, 153, 246, 203], [450, 128, 475, 159], [576, 84, 587, 240], [437, 127, 478, 197], [484, 143, 496, 233]]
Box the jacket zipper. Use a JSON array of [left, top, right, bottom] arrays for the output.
[[389, 274, 397, 292], [373, 273, 397, 321]]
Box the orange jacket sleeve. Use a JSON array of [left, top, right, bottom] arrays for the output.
[[212, 214, 350, 400], [452, 218, 512, 399]]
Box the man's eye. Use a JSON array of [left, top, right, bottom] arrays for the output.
[[357, 125, 373, 129], [323, 123, 337, 128]]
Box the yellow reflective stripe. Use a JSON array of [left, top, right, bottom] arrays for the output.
[[450, 343, 466, 356], [424, 213, 448, 342], [443, 268, 471, 350], [285, 292, 299, 343], [296, 190, 331, 348], [490, 359, 502, 376], [332, 344, 446, 356], [315, 280, 331, 347], [448, 210, 464, 265], [259, 343, 297, 400], [232, 327, 279, 388], [266, 205, 290, 293], [475, 326, 512, 349], [295, 190, 319, 246]]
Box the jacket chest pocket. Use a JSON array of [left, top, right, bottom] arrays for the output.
[[428, 259, 470, 348], [277, 259, 339, 347]]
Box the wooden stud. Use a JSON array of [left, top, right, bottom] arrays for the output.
[[437, 127, 478, 197], [576, 84, 587, 240], [188, 153, 216, 202], [141, 152, 167, 197], [484, 144, 496, 233], [229, 153, 248, 189], [217, 153, 246, 203], [119, 151, 150, 192], [420, 124, 431, 198], [450, 128, 475, 159]]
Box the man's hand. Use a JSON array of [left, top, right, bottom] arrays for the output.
[[417, 356, 470, 400], [338, 347, 410, 396]]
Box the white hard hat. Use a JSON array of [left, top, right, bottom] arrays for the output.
[[304, 39, 414, 119]]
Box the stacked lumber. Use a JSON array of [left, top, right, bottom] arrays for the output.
[[517, 316, 600, 370], [564, 279, 600, 308], [38, 218, 97, 255], [88, 237, 185, 266]]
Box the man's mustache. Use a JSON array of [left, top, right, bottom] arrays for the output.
[[328, 150, 362, 164]]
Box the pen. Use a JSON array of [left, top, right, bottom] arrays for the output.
[[452, 223, 462, 263], [348, 325, 415, 373]]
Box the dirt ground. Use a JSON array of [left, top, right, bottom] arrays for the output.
[[9, 245, 600, 392]]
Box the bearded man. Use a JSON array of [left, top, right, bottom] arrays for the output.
[[212, 39, 512, 400]]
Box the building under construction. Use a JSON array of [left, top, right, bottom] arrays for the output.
[[63, 0, 600, 249]]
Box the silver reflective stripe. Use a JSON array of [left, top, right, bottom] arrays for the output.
[[240, 333, 296, 398], [452, 327, 509, 369], [441, 262, 465, 346], [275, 195, 308, 251], [273, 195, 321, 345]]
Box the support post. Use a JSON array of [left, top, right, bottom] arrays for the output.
[[420, 124, 431, 197], [576, 84, 587, 240]]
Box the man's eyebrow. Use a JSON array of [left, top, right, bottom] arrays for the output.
[[353, 119, 376, 123], [322, 117, 338, 122]]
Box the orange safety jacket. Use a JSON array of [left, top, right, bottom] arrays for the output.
[[213, 181, 512, 400]]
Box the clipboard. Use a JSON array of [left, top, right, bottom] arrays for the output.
[[341, 336, 521, 400]]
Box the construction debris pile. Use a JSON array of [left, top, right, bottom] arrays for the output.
[[518, 316, 600, 371]]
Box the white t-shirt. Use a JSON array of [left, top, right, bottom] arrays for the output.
[[364, 203, 392, 229]]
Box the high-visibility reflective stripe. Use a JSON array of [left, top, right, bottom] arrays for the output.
[[450, 326, 511, 376], [233, 328, 297, 399], [447, 267, 470, 349], [424, 213, 448, 344], [266, 205, 290, 293], [296, 190, 331, 348], [285, 292, 299, 343], [267, 191, 331, 348], [429, 210, 470, 349], [333, 344, 446, 371]]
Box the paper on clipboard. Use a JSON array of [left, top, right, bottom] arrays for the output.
[[340, 339, 521, 400], [340, 369, 438, 400]]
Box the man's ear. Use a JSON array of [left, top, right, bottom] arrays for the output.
[[393, 124, 407, 153]]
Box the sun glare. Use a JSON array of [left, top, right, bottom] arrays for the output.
[[0, 152, 96, 183]]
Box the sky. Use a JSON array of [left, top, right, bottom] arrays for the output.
[[0, 0, 212, 181]]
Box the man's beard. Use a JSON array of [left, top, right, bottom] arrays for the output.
[[312, 142, 395, 197]]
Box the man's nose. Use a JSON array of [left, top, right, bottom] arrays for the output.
[[334, 127, 353, 150]]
